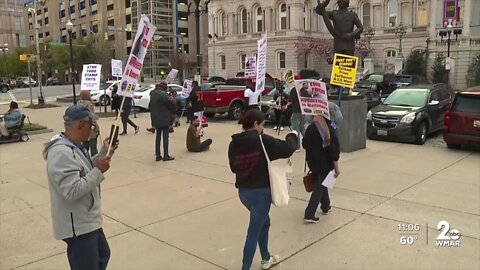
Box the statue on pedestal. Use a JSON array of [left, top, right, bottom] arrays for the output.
[[315, 0, 364, 56]]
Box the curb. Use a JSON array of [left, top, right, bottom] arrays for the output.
[[26, 128, 54, 135]]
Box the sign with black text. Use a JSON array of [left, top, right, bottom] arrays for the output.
[[330, 53, 358, 89], [81, 64, 102, 91], [255, 35, 267, 94], [111, 59, 123, 78], [294, 79, 330, 120]]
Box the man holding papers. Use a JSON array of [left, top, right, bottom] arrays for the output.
[[302, 115, 340, 223]]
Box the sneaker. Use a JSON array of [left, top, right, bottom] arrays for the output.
[[280, 126, 284, 131], [146, 127, 155, 133], [321, 206, 331, 215], [135, 126, 140, 134], [163, 155, 175, 161], [261, 255, 280, 270], [273, 126, 278, 130], [155, 156, 162, 162], [304, 217, 320, 223]]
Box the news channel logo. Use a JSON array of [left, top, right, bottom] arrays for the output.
[[436, 220, 461, 247]]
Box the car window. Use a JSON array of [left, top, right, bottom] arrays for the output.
[[365, 74, 383, 83], [452, 95, 480, 113], [438, 89, 451, 101], [168, 86, 182, 92], [135, 86, 153, 92], [100, 82, 113, 90], [384, 89, 429, 107], [394, 76, 412, 84]]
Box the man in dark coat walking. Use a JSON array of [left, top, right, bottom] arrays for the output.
[[149, 82, 176, 161]]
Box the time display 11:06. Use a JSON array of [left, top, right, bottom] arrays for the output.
[[398, 223, 420, 231]]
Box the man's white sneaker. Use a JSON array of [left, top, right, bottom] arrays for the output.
[[280, 126, 284, 131], [273, 126, 278, 130], [261, 255, 280, 270]]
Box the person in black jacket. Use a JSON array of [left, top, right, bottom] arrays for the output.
[[228, 109, 298, 270], [149, 83, 176, 161], [111, 85, 121, 115], [302, 114, 340, 223], [119, 96, 139, 135]]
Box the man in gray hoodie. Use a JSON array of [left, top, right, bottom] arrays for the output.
[[43, 105, 118, 270]]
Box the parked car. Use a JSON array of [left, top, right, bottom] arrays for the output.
[[352, 88, 381, 110], [16, 77, 37, 88], [90, 80, 121, 105], [355, 73, 396, 97], [46, 77, 62, 85], [133, 84, 185, 110], [367, 84, 454, 145], [443, 86, 480, 149], [392, 74, 428, 88]]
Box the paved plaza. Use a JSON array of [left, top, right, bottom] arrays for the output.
[[0, 104, 479, 270]]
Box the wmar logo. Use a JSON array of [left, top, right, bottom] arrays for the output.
[[436, 220, 461, 247]]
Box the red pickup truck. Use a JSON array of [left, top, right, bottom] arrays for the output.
[[202, 77, 275, 120]]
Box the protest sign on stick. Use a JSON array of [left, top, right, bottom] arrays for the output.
[[294, 79, 330, 120]]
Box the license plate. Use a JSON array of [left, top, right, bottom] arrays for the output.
[[377, 129, 388, 136], [474, 120, 480, 128]]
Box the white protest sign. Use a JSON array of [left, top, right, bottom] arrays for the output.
[[165, 69, 178, 84], [294, 79, 330, 120], [111, 59, 123, 78], [181, 79, 193, 98], [118, 15, 156, 97], [80, 64, 102, 91], [255, 35, 267, 94], [245, 56, 256, 77]]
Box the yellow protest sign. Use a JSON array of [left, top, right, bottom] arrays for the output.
[[283, 69, 295, 90], [19, 54, 27, 61], [330, 53, 358, 89]]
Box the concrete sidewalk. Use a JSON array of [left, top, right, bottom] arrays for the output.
[[0, 104, 479, 270]]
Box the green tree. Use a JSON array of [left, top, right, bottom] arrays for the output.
[[431, 53, 448, 83], [404, 50, 427, 78], [466, 54, 480, 87]]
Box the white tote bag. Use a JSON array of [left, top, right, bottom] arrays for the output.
[[259, 134, 291, 207]]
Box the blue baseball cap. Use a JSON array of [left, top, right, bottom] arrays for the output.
[[63, 104, 99, 121]]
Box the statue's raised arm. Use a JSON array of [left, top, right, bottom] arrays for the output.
[[314, 0, 363, 56]]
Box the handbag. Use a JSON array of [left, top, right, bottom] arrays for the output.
[[303, 156, 315, 192], [259, 134, 291, 207]]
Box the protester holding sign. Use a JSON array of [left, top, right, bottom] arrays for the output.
[[244, 81, 260, 111], [302, 114, 340, 223], [119, 97, 139, 136]]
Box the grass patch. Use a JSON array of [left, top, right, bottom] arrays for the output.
[[25, 103, 60, 109], [22, 123, 48, 132]]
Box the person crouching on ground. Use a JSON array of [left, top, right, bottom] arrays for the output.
[[78, 90, 100, 156], [302, 114, 340, 223], [228, 109, 298, 270], [149, 82, 176, 161], [43, 105, 119, 270], [186, 116, 212, 152]]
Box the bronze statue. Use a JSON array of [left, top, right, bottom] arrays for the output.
[[315, 0, 364, 56]]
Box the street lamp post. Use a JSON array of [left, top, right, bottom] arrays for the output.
[[28, 2, 45, 104], [66, 19, 76, 104], [394, 22, 407, 58], [439, 20, 462, 84], [363, 26, 375, 58], [207, 33, 218, 76], [0, 44, 9, 78], [188, 0, 210, 77]]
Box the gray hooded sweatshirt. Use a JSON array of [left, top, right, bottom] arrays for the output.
[[43, 133, 108, 240]]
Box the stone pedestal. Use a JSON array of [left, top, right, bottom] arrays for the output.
[[329, 95, 367, 153], [364, 57, 374, 74], [395, 57, 404, 74]]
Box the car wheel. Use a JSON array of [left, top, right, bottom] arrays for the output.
[[228, 102, 243, 120], [446, 143, 461, 149], [415, 122, 427, 145], [20, 134, 29, 142], [99, 95, 111, 106], [1, 86, 7, 93]]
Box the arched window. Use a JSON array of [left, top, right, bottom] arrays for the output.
[[386, 50, 397, 58], [240, 8, 248, 34], [279, 3, 288, 30], [255, 6, 263, 32], [303, 3, 310, 30], [387, 0, 398, 27], [362, 3, 371, 27], [278, 51, 286, 69], [219, 11, 227, 36], [239, 53, 246, 69]]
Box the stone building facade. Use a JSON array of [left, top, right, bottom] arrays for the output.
[[207, 0, 480, 89]]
